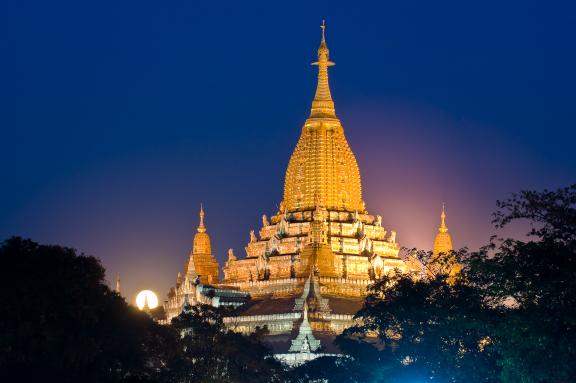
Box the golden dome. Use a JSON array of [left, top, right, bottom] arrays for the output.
[[433, 204, 453, 255], [282, 22, 365, 213]]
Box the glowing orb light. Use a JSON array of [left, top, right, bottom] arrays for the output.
[[136, 290, 158, 310]]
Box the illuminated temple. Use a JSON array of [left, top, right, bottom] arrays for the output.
[[219, 24, 411, 357], [161, 24, 446, 364]]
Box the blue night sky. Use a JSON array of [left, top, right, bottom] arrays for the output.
[[1, 1, 575, 302]]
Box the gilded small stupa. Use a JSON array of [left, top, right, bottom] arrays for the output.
[[433, 204, 453, 256], [430, 204, 461, 283], [184, 205, 219, 285], [163, 206, 248, 323]]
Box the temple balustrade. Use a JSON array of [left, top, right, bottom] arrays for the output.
[[223, 312, 300, 334], [219, 275, 374, 298]]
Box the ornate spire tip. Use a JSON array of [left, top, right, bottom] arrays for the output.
[[310, 20, 336, 118], [197, 203, 206, 233], [440, 203, 448, 233]]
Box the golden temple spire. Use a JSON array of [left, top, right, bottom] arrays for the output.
[[187, 203, 219, 284], [310, 20, 336, 119], [439, 203, 448, 233], [433, 203, 453, 255], [282, 21, 365, 213], [197, 203, 206, 233], [432, 203, 461, 282]]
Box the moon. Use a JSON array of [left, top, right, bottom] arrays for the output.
[[136, 290, 159, 310]]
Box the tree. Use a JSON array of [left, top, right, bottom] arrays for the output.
[[340, 272, 500, 383], [166, 304, 285, 383], [466, 184, 576, 383], [0, 237, 291, 383], [0, 237, 174, 382], [286, 353, 379, 383], [332, 184, 576, 383]]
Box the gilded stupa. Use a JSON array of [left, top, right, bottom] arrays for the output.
[[158, 25, 465, 363], [433, 204, 453, 256], [185, 205, 219, 285], [223, 23, 405, 287], [431, 204, 461, 283], [163, 206, 249, 324], [219, 23, 410, 359]]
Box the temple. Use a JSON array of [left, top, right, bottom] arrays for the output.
[[222, 22, 407, 291], [221, 23, 408, 363], [160, 23, 457, 364]]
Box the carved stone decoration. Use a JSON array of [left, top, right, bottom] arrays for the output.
[[270, 235, 280, 254], [250, 230, 257, 243], [359, 234, 373, 254], [262, 214, 270, 227], [372, 254, 384, 279], [376, 215, 382, 227], [389, 230, 397, 244], [352, 210, 364, 237], [256, 251, 269, 280], [290, 254, 296, 278]]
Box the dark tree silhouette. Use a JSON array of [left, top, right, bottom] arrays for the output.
[[329, 184, 576, 383], [2, 183, 574, 383], [0, 237, 176, 382], [339, 273, 499, 383], [466, 184, 576, 383], [167, 304, 285, 383]]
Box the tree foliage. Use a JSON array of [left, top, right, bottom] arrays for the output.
[[165, 304, 285, 383], [466, 184, 576, 383], [2, 183, 574, 383], [332, 184, 576, 383], [0, 237, 172, 382], [0, 237, 285, 383], [342, 273, 499, 383]]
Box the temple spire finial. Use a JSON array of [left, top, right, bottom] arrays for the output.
[[310, 20, 336, 119], [197, 203, 206, 233], [439, 203, 448, 233]]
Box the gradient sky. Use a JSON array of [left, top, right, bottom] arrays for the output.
[[1, 1, 575, 304]]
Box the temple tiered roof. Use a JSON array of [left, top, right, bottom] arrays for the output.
[[289, 304, 321, 353]]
